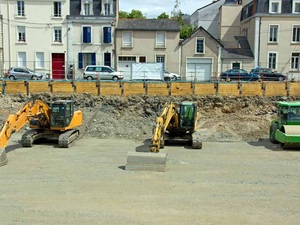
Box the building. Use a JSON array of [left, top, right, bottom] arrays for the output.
[[179, 26, 224, 81], [240, 0, 300, 78], [115, 19, 181, 80], [67, 0, 117, 79], [0, 14, 3, 76], [190, 0, 226, 40], [1, 0, 70, 79]]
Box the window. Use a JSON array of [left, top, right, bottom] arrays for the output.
[[291, 53, 300, 70], [122, 31, 132, 47], [18, 52, 26, 67], [36, 52, 45, 68], [269, 25, 278, 43], [156, 32, 165, 48], [17, 26, 26, 42], [232, 62, 241, 69], [156, 55, 165, 64], [196, 37, 205, 54], [292, 25, 300, 42], [78, 53, 96, 69], [105, 3, 110, 15], [268, 52, 277, 70], [54, 27, 62, 43], [82, 26, 92, 43], [53, 2, 61, 17], [84, 3, 91, 15], [103, 27, 111, 43], [269, 0, 281, 13], [293, 0, 300, 13], [17, 1, 25, 16]]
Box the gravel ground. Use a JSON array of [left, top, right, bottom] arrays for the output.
[[0, 134, 300, 225], [1, 94, 300, 224]]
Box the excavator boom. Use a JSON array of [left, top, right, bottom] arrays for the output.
[[0, 99, 82, 167]]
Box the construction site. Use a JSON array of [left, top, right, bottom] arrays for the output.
[[0, 92, 300, 224]]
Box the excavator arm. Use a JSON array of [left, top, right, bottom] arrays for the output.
[[0, 100, 51, 149], [150, 102, 179, 152]]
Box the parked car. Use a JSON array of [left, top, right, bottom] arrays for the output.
[[83, 65, 123, 81], [249, 67, 286, 81], [164, 70, 181, 81], [220, 69, 261, 81], [5, 67, 44, 80]]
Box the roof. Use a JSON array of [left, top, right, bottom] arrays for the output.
[[222, 36, 254, 59], [116, 19, 181, 31], [179, 26, 224, 47]]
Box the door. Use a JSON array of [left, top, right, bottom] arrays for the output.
[[101, 66, 113, 80], [52, 53, 65, 79], [104, 52, 111, 67], [186, 58, 212, 81]]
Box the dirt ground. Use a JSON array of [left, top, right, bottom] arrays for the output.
[[0, 94, 300, 224], [1, 133, 300, 225]]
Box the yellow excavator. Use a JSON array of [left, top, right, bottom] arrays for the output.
[[126, 101, 202, 172], [0, 99, 83, 167], [150, 101, 202, 152]]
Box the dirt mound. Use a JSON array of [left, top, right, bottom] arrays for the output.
[[0, 93, 294, 143]]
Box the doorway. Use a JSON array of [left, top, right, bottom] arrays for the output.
[[52, 53, 65, 79]]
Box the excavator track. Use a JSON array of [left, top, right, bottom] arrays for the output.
[[21, 129, 40, 147], [58, 129, 79, 148]]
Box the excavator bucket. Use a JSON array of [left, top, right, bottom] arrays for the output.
[[0, 148, 8, 167], [125, 152, 168, 172]]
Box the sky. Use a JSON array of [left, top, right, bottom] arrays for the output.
[[119, 0, 213, 18]]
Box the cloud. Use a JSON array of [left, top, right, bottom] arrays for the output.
[[119, 0, 212, 18]]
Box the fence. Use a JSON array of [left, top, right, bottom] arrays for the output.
[[1, 79, 300, 97]]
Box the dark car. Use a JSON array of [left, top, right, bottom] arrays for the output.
[[249, 67, 286, 81], [220, 69, 261, 81]]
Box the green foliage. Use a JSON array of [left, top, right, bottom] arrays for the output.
[[119, 11, 128, 18], [119, 9, 146, 19], [157, 12, 169, 19], [180, 23, 197, 39], [128, 9, 146, 19]]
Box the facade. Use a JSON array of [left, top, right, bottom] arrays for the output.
[[1, 0, 70, 79], [240, 0, 300, 79], [179, 27, 224, 81], [190, 0, 226, 39], [67, 0, 117, 79], [115, 19, 181, 80], [219, 0, 255, 72], [0, 15, 3, 77]]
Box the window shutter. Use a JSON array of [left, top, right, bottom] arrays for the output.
[[92, 53, 96, 65], [78, 53, 83, 68], [103, 27, 111, 43], [83, 27, 91, 43]]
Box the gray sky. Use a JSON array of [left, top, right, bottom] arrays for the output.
[[119, 0, 213, 18]]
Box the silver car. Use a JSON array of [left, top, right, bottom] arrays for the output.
[[5, 67, 44, 80], [83, 65, 123, 81]]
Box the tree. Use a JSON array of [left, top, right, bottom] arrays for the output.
[[171, 0, 181, 18], [128, 9, 146, 19], [157, 12, 169, 19], [119, 11, 128, 18]]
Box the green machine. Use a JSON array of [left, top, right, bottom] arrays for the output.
[[270, 101, 300, 149]]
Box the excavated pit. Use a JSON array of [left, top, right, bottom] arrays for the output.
[[0, 93, 296, 143]]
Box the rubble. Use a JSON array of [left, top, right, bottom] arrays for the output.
[[0, 93, 298, 143]]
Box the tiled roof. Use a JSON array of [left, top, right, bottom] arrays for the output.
[[116, 19, 181, 31]]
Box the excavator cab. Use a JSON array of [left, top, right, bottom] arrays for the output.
[[51, 100, 74, 128], [179, 102, 197, 130]]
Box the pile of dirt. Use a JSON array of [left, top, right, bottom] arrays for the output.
[[0, 93, 294, 143]]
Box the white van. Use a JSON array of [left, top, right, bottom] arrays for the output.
[[83, 65, 124, 81]]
